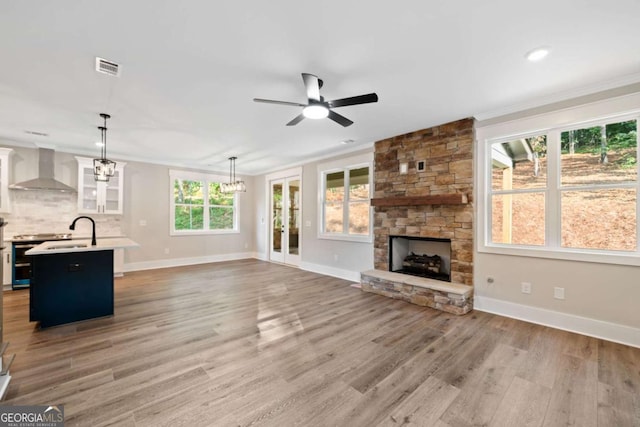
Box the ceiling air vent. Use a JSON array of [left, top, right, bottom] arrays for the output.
[[95, 57, 121, 77]]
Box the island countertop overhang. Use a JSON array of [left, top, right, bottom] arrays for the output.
[[25, 237, 139, 255]]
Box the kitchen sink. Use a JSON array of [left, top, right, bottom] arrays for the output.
[[46, 244, 89, 250]]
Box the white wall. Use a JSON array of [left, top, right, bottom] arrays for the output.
[[299, 150, 374, 281], [255, 148, 375, 282], [0, 145, 256, 273], [474, 89, 640, 347], [121, 159, 256, 271]]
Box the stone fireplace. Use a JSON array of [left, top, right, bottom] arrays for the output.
[[360, 118, 474, 315]]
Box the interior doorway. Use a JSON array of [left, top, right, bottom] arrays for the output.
[[269, 175, 301, 266]]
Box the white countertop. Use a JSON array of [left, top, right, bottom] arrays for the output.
[[26, 237, 139, 255]]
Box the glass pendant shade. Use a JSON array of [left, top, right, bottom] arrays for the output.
[[94, 158, 117, 182], [222, 156, 246, 194], [94, 113, 116, 182]]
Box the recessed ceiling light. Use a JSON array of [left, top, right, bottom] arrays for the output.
[[526, 47, 550, 62], [341, 139, 355, 145], [95, 141, 104, 147]]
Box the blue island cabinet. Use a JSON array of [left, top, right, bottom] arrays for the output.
[[29, 250, 114, 328]]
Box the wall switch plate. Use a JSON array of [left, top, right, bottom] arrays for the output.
[[417, 160, 426, 172], [399, 162, 408, 174], [305, 220, 311, 227], [554, 287, 565, 300], [139, 219, 147, 226], [521, 282, 532, 294]]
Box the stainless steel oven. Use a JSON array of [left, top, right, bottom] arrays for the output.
[[11, 233, 72, 289]]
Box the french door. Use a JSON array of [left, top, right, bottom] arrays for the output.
[[270, 176, 301, 266]]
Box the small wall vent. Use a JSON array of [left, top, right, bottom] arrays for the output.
[[95, 57, 121, 77]]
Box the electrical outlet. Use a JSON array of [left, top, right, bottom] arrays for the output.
[[139, 219, 147, 226], [333, 254, 339, 262], [554, 287, 565, 300], [521, 282, 532, 294], [164, 248, 170, 255]]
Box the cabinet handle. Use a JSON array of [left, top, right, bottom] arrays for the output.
[[6, 253, 8, 263]]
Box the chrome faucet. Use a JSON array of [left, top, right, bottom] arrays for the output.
[[69, 216, 97, 246]]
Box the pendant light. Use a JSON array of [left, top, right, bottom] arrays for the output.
[[94, 113, 116, 182], [221, 156, 246, 193]]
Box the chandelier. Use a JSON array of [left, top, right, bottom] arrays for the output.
[[94, 113, 116, 182], [221, 156, 246, 193]]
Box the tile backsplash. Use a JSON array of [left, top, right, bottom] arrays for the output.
[[2, 190, 122, 240]]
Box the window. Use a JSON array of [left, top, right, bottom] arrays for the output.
[[318, 153, 373, 242], [484, 115, 638, 259], [170, 170, 237, 235]]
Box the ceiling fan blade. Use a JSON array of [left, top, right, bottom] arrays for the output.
[[253, 98, 306, 107], [328, 93, 379, 108], [286, 114, 305, 126], [328, 110, 354, 127], [302, 73, 321, 102]]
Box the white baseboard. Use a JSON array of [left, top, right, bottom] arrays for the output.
[[298, 261, 361, 282], [474, 295, 640, 349], [253, 251, 268, 261], [123, 252, 255, 272]]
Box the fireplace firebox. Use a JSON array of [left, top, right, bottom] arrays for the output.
[[389, 236, 451, 282]]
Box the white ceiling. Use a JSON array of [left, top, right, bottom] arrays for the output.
[[1, 1, 639, 175]]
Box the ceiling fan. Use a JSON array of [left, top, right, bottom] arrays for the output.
[[253, 73, 378, 127]]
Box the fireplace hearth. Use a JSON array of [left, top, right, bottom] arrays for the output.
[[389, 235, 451, 282]]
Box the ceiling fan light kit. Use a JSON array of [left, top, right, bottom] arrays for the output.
[[303, 104, 329, 119], [254, 73, 378, 127]]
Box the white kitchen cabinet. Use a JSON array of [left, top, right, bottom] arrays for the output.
[[0, 148, 13, 213], [75, 157, 126, 214]]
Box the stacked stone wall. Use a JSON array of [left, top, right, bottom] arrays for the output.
[[373, 118, 474, 285]]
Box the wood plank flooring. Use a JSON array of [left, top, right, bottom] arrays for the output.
[[2, 259, 639, 426]]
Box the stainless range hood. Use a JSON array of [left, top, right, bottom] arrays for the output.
[[10, 148, 76, 193]]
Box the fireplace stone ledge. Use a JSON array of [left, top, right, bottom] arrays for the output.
[[360, 269, 473, 315]]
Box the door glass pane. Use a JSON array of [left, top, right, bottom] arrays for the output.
[[272, 183, 283, 253], [561, 189, 636, 251], [561, 120, 637, 186], [325, 171, 344, 233], [288, 179, 300, 255]]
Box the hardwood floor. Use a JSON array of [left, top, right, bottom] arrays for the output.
[[2, 259, 639, 426]]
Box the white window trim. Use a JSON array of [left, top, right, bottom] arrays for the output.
[[169, 169, 239, 236], [317, 152, 373, 243], [477, 95, 640, 267]]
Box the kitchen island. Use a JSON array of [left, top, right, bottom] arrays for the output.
[[25, 238, 138, 328]]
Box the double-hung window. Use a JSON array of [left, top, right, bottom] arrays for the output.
[[170, 170, 237, 235], [318, 153, 373, 242], [483, 113, 639, 262]]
